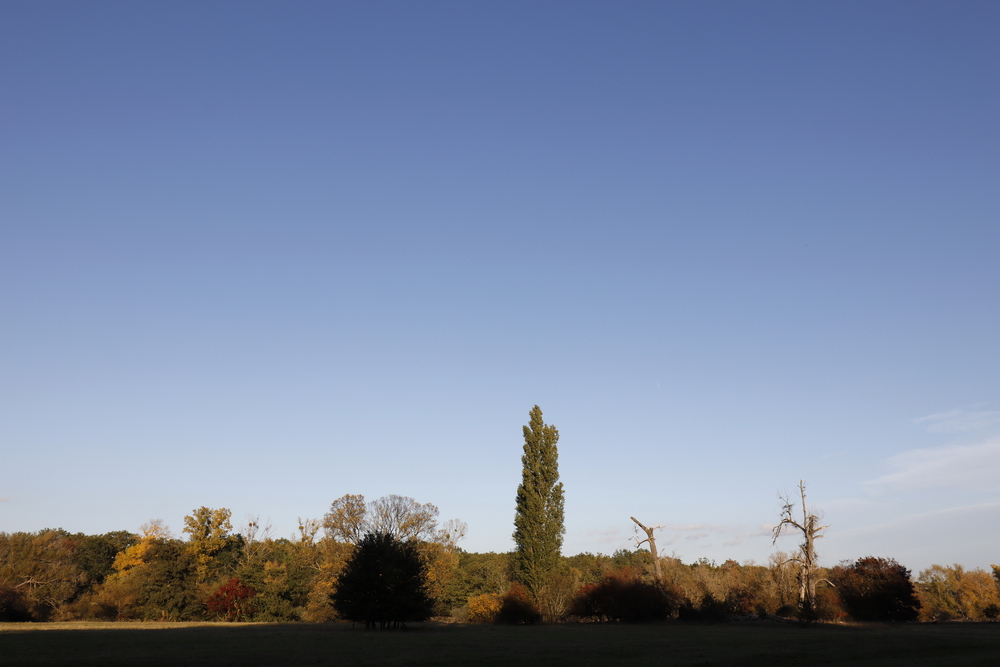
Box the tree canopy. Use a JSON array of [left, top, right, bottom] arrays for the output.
[[323, 494, 440, 544], [331, 532, 433, 629], [830, 556, 920, 622]]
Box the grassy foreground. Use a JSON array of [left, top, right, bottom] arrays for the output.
[[1, 621, 999, 667]]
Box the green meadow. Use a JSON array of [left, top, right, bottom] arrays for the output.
[[1, 621, 999, 667]]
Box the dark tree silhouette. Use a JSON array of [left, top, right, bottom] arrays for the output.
[[331, 532, 433, 629], [830, 556, 920, 622]]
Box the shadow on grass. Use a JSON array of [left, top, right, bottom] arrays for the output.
[[1, 621, 999, 667]]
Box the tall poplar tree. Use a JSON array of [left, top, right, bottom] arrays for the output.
[[512, 405, 565, 598]]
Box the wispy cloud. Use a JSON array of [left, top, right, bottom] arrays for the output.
[[863, 437, 1000, 493], [657, 524, 771, 549], [914, 407, 1000, 433], [0, 497, 14, 502], [662, 523, 731, 533], [590, 523, 737, 547], [659, 524, 731, 545], [824, 500, 1000, 572], [586, 525, 626, 545], [844, 499, 1000, 536], [821, 497, 873, 512], [748, 526, 774, 539], [588, 521, 785, 557]]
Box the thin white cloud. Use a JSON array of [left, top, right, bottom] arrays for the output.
[[602, 523, 737, 547], [657, 524, 774, 550], [585, 525, 626, 545], [682, 532, 710, 542], [843, 499, 1000, 536], [914, 407, 1000, 434], [755, 523, 780, 536], [822, 497, 874, 512], [586, 522, 777, 559], [864, 437, 1000, 493], [831, 500, 1000, 571], [662, 523, 732, 533]]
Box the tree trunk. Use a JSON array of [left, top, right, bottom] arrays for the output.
[[630, 517, 663, 584], [772, 481, 828, 618]]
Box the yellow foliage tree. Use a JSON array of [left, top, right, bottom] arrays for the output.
[[111, 520, 170, 573], [917, 564, 1000, 621], [302, 535, 355, 622], [420, 541, 460, 610], [467, 593, 504, 623], [97, 520, 173, 618], [182, 507, 234, 582]]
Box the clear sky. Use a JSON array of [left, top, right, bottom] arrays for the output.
[[2, 1, 998, 575]]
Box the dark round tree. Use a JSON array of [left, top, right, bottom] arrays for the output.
[[829, 556, 920, 622], [332, 532, 433, 629]]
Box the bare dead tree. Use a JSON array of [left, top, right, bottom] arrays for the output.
[[368, 495, 439, 542], [771, 480, 828, 616], [630, 516, 663, 584], [238, 514, 273, 570], [436, 518, 468, 550], [323, 494, 368, 544]]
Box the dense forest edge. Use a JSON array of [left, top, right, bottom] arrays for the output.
[[2, 498, 999, 625], [5, 409, 999, 627]]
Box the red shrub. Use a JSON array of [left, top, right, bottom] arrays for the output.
[[206, 578, 256, 621]]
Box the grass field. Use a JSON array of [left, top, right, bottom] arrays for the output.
[[1, 621, 999, 666]]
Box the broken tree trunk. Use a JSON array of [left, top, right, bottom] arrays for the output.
[[630, 516, 663, 584]]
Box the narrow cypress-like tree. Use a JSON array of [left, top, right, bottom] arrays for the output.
[[512, 405, 565, 598]]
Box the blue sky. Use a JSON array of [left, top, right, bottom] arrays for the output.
[[2, 1, 998, 574]]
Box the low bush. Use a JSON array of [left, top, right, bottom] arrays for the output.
[[466, 593, 503, 623], [206, 578, 257, 621], [569, 568, 680, 623], [678, 594, 729, 623], [495, 583, 541, 625], [0, 585, 33, 622]]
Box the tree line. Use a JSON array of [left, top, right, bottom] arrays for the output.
[[3, 521, 998, 625], [2, 406, 998, 625]]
